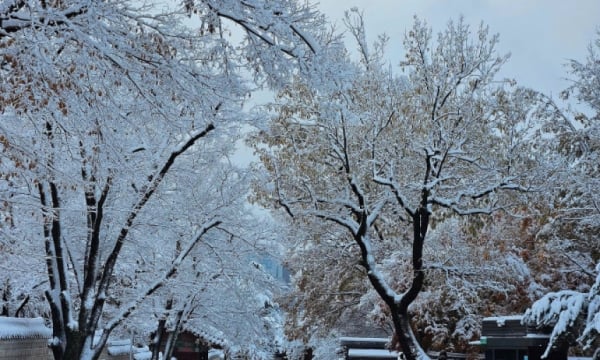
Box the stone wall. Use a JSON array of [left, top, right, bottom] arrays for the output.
[[0, 317, 151, 360], [0, 317, 52, 360]]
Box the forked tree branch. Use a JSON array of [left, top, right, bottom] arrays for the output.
[[89, 123, 215, 333]]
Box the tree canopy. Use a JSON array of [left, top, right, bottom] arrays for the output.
[[1, 1, 598, 359], [250, 14, 564, 359], [1, 0, 330, 359]]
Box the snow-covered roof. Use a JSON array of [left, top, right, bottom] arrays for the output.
[[0, 317, 52, 340], [180, 322, 229, 349]]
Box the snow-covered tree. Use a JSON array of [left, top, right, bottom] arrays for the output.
[[139, 216, 291, 360], [0, 0, 329, 359], [523, 264, 599, 357], [522, 30, 600, 358], [251, 14, 554, 360], [0, 245, 48, 318], [551, 30, 600, 268]]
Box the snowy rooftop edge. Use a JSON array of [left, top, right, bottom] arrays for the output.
[[0, 317, 52, 340], [482, 315, 523, 321], [340, 336, 390, 342], [348, 348, 399, 358], [181, 322, 229, 348]]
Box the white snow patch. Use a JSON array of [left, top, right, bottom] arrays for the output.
[[525, 333, 550, 338], [107, 339, 132, 355], [107, 340, 151, 358], [340, 337, 389, 343], [134, 351, 153, 360], [483, 315, 523, 327], [208, 349, 225, 360], [48, 336, 61, 346], [348, 348, 399, 358]]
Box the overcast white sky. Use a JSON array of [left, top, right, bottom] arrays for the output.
[[315, 0, 600, 98]]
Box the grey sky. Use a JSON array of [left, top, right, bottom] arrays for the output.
[[316, 0, 600, 98]]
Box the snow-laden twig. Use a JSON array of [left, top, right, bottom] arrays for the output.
[[100, 220, 222, 341]]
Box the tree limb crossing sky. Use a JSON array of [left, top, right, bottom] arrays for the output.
[[317, 0, 599, 99]]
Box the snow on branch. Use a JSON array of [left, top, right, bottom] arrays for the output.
[[523, 290, 586, 358], [580, 309, 600, 348], [102, 219, 222, 337], [523, 264, 600, 354], [0, 3, 88, 38], [315, 196, 362, 215], [373, 174, 415, 217], [430, 178, 530, 215], [107, 123, 215, 263], [91, 124, 216, 330], [204, 1, 318, 58], [523, 290, 585, 328], [429, 196, 497, 216], [309, 210, 359, 235], [354, 227, 401, 306], [579, 264, 600, 348]]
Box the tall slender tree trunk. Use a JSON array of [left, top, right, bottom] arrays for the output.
[[151, 298, 174, 360], [163, 307, 185, 360]]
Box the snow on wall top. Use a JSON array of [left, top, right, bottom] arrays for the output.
[[107, 339, 132, 355], [107, 341, 150, 357], [348, 348, 399, 359], [340, 337, 389, 343], [0, 317, 52, 340], [133, 351, 152, 360], [483, 315, 523, 327]]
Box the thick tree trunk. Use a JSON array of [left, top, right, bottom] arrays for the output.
[[391, 308, 424, 360], [361, 205, 430, 360], [41, 124, 216, 360], [57, 330, 105, 360], [63, 331, 85, 360], [392, 311, 424, 360], [393, 207, 428, 360]]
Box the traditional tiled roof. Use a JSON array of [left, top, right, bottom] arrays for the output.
[[179, 321, 229, 349]]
